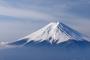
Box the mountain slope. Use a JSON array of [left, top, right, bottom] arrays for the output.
[[8, 22, 90, 47]]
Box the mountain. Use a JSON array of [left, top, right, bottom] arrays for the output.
[[8, 22, 90, 47], [1, 22, 90, 60]]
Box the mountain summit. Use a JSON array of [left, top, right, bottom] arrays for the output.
[[8, 22, 89, 46]]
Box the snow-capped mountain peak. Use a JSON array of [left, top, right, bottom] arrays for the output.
[[18, 22, 88, 44]]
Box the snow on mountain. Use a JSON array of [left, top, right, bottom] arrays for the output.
[[23, 22, 71, 44], [8, 22, 89, 46]]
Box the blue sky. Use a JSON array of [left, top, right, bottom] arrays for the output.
[[0, 0, 90, 42]]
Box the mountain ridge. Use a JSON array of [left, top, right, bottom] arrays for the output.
[[7, 22, 90, 47]]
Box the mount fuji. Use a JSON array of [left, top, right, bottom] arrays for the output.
[[8, 22, 90, 48], [1, 22, 90, 60]]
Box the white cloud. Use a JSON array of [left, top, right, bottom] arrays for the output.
[[0, 5, 56, 21]]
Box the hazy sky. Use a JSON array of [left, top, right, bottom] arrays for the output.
[[0, 0, 90, 42]]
